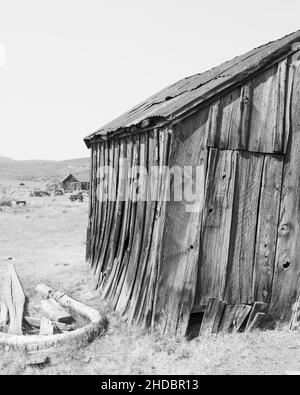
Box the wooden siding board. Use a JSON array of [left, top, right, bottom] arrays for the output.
[[207, 60, 288, 154], [199, 297, 224, 334], [248, 61, 287, 153], [154, 108, 209, 335], [93, 142, 107, 275], [144, 130, 172, 329], [116, 134, 147, 316], [94, 141, 116, 284], [130, 130, 161, 326], [275, 59, 288, 151], [218, 84, 252, 150], [100, 140, 127, 299], [195, 148, 237, 307], [114, 137, 139, 311], [104, 138, 133, 306], [225, 151, 264, 304], [252, 155, 283, 303], [231, 82, 252, 150], [269, 52, 300, 324], [218, 89, 241, 149], [206, 100, 220, 148], [89, 143, 98, 265], [97, 140, 120, 279]]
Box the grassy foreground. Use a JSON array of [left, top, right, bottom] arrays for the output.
[[0, 196, 300, 375]]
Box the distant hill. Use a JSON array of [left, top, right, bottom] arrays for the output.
[[0, 156, 90, 184]]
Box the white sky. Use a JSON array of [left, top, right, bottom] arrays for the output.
[[0, 0, 300, 160]]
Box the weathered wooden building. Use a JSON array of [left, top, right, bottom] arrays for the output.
[[70, 176, 90, 191], [60, 174, 79, 191], [84, 31, 300, 335], [60, 174, 90, 191]]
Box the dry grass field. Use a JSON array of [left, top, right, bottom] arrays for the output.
[[0, 196, 300, 375]]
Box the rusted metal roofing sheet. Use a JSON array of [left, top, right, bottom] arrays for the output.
[[85, 30, 300, 146]]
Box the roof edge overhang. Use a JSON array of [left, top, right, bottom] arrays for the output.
[[84, 116, 170, 148]]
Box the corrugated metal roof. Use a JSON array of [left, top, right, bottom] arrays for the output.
[[84, 30, 300, 146]]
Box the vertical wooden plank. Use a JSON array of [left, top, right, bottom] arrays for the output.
[[140, 130, 172, 328], [115, 135, 144, 314], [275, 59, 288, 152], [207, 83, 251, 151], [93, 142, 108, 278], [229, 82, 252, 150], [206, 100, 220, 147], [225, 151, 264, 304], [248, 60, 287, 153], [199, 297, 223, 334], [132, 130, 160, 326], [269, 52, 300, 324], [101, 140, 128, 300], [86, 143, 95, 261], [195, 148, 237, 306], [211, 301, 226, 334], [101, 137, 132, 303], [126, 131, 150, 323], [248, 65, 277, 152], [218, 87, 244, 149], [283, 56, 295, 153], [99, 139, 122, 284], [89, 143, 99, 266], [154, 108, 209, 335], [94, 141, 115, 284], [97, 140, 119, 280], [114, 136, 139, 310], [252, 155, 283, 303], [126, 133, 149, 318]]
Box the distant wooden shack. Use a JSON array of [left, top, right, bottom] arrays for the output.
[[60, 174, 89, 191], [84, 31, 300, 335], [70, 176, 89, 191], [60, 174, 78, 191]]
